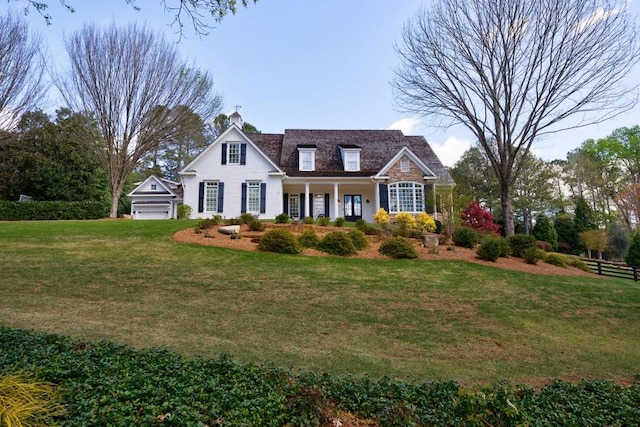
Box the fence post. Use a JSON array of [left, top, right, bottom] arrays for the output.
[[597, 261, 602, 276], [634, 266, 638, 282]]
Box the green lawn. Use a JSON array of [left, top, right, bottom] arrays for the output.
[[1, 220, 639, 384]]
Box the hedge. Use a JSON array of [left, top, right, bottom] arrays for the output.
[[0, 201, 109, 221], [1, 327, 639, 426], [0, 326, 640, 427]]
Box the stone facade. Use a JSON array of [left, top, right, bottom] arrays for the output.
[[385, 155, 425, 183]]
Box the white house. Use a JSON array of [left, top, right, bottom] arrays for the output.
[[176, 112, 454, 223], [128, 175, 183, 219]]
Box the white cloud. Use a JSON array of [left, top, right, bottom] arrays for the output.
[[430, 136, 473, 167], [386, 117, 421, 135]]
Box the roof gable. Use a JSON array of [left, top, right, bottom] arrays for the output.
[[375, 146, 437, 178], [128, 175, 179, 197]]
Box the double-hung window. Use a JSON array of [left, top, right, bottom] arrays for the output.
[[298, 148, 316, 171], [227, 143, 240, 164], [388, 182, 424, 213], [247, 182, 261, 213], [204, 182, 218, 213]]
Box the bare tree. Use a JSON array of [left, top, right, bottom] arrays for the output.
[[393, 0, 640, 235], [13, 0, 257, 38], [0, 12, 46, 135], [59, 22, 222, 218]]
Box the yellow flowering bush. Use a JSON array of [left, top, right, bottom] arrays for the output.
[[373, 208, 390, 228], [394, 212, 417, 229], [417, 212, 436, 233]]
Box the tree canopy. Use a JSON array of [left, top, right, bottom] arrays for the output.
[[393, 0, 640, 235]]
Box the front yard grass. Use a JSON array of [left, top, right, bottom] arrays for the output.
[[1, 219, 639, 384]]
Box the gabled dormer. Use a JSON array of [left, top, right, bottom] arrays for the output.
[[297, 145, 316, 171], [339, 145, 361, 172]]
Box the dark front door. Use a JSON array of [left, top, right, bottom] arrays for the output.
[[343, 194, 362, 222]]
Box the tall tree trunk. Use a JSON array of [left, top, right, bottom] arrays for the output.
[[501, 183, 515, 236]]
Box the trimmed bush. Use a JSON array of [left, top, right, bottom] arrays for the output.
[[452, 226, 479, 249], [318, 232, 358, 256], [523, 246, 546, 265], [545, 253, 568, 268], [297, 229, 320, 249], [177, 204, 192, 219], [303, 216, 315, 224], [356, 219, 381, 236], [195, 216, 221, 230], [0, 200, 108, 220], [508, 234, 537, 258], [275, 213, 290, 224], [347, 229, 369, 251], [476, 237, 502, 261], [258, 229, 300, 254], [373, 208, 390, 228], [240, 212, 257, 225], [394, 212, 417, 229], [379, 237, 418, 259], [318, 216, 330, 226], [417, 212, 437, 233], [247, 217, 267, 232], [334, 217, 346, 227]]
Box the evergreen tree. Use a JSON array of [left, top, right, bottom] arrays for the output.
[[574, 196, 598, 234], [624, 231, 640, 266], [532, 213, 558, 251], [554, 212, 578, 253]]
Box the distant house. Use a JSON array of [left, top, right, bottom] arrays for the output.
[[177, 112, 454, 223], [128, 175, 183, 219]]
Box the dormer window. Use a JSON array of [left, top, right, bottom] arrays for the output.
[[298, 147, 316, 171], [150, 184, 157, 190], [340, 146, 361, 172]]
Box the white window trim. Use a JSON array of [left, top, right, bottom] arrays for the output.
[[388, 181, 425, 214], [298, 148, 316, 171], [400, 160, 410, 173], [227, 142, 241, 165], [340, 147, 361, 172], [204, 181, 219, 213], [247, 181, 261, 213]]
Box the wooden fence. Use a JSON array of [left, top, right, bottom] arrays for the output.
[[581, 258, 639, 282]]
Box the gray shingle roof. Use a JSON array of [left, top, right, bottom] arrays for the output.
[[249, 129, 454, 185]]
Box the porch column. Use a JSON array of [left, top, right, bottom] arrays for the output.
[[305, 183, 310, 218], [333, 183, 339, 220], [375, 182, 380, 211]]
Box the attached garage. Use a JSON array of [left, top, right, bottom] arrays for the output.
[[128, 176, 183, 220]]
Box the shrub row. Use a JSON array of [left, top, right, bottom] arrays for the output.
[[1, 327, 638, 426], [0, 200, 109, 220], [259, 229, 369, 256]]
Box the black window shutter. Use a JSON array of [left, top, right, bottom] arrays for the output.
[[217, 182, 224, 213], [283, 193, 289, 215], [240, 144, 247, 165], [309, 193, 314, 218], [198, 182, 205, 213], [300, 193, 305, 218], [379, 183, 389, 211], [260, 183, 267, 213], [324, 193, 329, 217], [241, 183, 247, 213], [221, 143, 227, 165]]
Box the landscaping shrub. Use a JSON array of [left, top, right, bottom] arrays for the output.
[[177, 204, 192, 219], [318, 216, 330, 226], [355, 218, 367, 230], [1, 327, 639, 426], [568, 257, 592, 272], [258, 229, 300, 254], [303, 216, 315, 224], [355, 219, 381, 236], [275, 213, 290, 224], [0, 373, 65, 426], [625, 231, 640, 266], [537, 240, 552, 252], [379, 237, 418, 259], [224, 217, 242, 225], [416, 212, 437, 233], [0, 200, 109, 220], [347, 229, 369, 251], [240, 212, 257, 225], [373, 208, 390, 228], [394, 212, 417, 230], [558, 242, 573, 254], [476, 237, 503, 261], [544, 253, 568, 268], [508, 234, 537, 258], [195, 216, 221, 231], [460, 201, 501, 234], [523, 246, 546, 265], [334, 217, 346, 227], [297, 230, 320, 249], [247, 217, 267, 232], [318, 232, 357, 256], [452, 226, 479, 249]]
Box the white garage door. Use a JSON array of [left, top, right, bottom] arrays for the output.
[[133, 205, 171, 220]]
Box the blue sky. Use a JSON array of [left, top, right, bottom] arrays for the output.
[[6, 0, 640, 166]]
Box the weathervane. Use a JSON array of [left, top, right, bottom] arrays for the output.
[[233, 105, 241, 112]]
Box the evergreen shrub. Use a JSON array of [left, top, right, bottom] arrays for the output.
[[177, 204, 192, 219], [303, 216, 315, 225], [508, 234, 537, 257], [476, 237, 502, 261], [297, 230, 320, 249], [318, 216, 330, 226], [544, 253, 568, 268], [275, 213, 290, 224], [258, 229, 300, 254], [379, 237, 418, 259], [347, 229, 369, 251], [452, 226, 478, 248], [0, 200, 108, 220], [523, 247, 545, 265], [318, 232, 357, 256], [334, 217, 346, 227]]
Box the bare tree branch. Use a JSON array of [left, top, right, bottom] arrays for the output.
[[0, 12, 47, 134], [58, 22, 223, 217], [393, 0, 640, 235]]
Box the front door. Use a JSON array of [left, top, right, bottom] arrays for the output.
[[343, 194, 362, 222], [288, 194, 300, 219]]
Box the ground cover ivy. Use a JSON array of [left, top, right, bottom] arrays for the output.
[[1, 327, 638, 426]]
